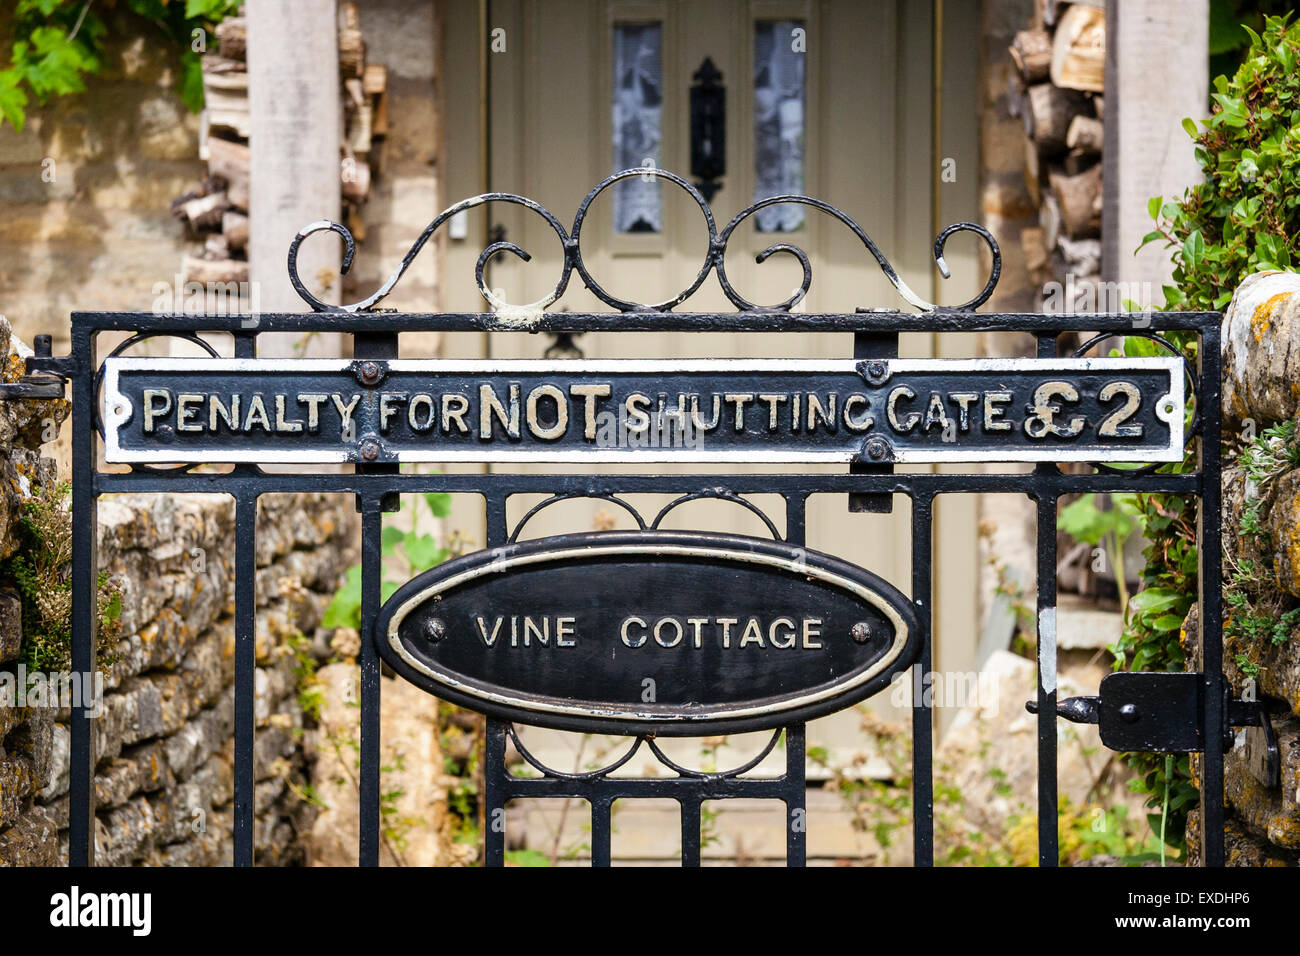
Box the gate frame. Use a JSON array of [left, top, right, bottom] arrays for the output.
[[22, 167, 1231, 867], [36, 304, 1226, 867]]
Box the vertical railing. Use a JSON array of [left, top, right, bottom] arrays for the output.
[[232, 492, 259, 865], [69, 326, 97, 867], [1199, 323, 1226, 867], [784, 724, 807, 866], [910, 492, 934, 867], [1034, 489, 1059, 867], [482, 491, 511, 867], [358, 502, 384, 867], [354, 329, 398, 867], [1033, 332, 1060, 868]]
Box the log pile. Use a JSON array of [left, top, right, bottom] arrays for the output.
[[170, 4, 387, 286], [1008, 1, 1105, 306]]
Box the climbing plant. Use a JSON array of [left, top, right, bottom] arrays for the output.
[[1121, 13, 1300, 855], [0, 0, 243, 131]]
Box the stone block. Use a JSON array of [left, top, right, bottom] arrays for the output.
[[1222, 271, 1300, 423], [0, 122, 45, 166], [0, 588, 23, 663], [0, 754, 38, 829], [0, 805, 61, 866], [1224, 713, 1300, 849]]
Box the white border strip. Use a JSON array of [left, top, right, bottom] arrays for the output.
[[103, 356, 1185, 464]]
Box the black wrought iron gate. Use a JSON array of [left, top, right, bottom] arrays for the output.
[[24, 170, 1246, 867]]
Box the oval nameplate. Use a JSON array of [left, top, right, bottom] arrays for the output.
[[375, 530, 921, 735]]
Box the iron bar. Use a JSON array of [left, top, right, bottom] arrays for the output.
[[359, 503, 384, 867], [233, 492, 258, 866], [911, 493, 934, 867], [785, 724, 807, 867], [484, 718, 507, 866], [68, 327, 96, 867], [94, 470, 1204, 498], [1199, 324, 1226, 867], [73, 310, 1217, 335], [680, 799, 702, 867], [1034, 487, 1060, 867]]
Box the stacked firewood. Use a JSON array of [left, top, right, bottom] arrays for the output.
[[170, 4, 388, 286], [1007, 0, 1105, 303]]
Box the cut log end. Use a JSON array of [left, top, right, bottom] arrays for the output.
[[1010, 29, 1053, 84], [1049, 163, 1102, 240]]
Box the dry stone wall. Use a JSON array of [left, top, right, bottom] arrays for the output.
[[0, 486, 358, 866], [1182, 272, 1300, 866], [0, 312, 360, 866]]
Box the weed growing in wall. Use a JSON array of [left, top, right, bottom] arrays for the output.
[[3, 480, 121, 671]]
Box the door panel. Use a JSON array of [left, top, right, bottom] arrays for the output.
[[439, 0, 980, 774]]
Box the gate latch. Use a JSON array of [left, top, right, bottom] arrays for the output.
[[0, 335, 67, 400], [1026, 671, 1280, 789]]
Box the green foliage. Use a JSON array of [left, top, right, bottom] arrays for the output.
[[1140, 14, 1300, 313], [3, 480, 121, 670], [1059, 492, 1141, 614], [1209, 0, 1298, 81], [1002, 798, 1172, 866], [1121, 14, 1300, 853], [504, 848, 551, 867], [1059, 494, 1139, 549], [322, 490, 454, 631], [0, 0, 243, 131], [1224, 420, 1300, 670], [283, 629, 323, 723], [1104, 476, 1200, 853], [812, 708, 1171, 866]]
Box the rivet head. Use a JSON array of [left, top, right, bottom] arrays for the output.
[[358, 438, 381, 461], [851, 621, 872, 644], [864, 437, 891, 462], [1118, 703, 1141, 724], [864, 360, 889, 384], [357, 361, 382, 385], [424, 618, 446, 643]]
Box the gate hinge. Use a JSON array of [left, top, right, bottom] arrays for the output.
[[1026, 671, 1280, 789], [0, 334, 70, 400]]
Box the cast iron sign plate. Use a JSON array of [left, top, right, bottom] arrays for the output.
[[373, 530, 921, 735], [102, 356, 1185, 464]]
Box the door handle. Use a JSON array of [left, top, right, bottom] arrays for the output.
[[690, 57, 726, 202]]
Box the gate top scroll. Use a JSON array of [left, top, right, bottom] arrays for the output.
[[287, 167, 1002, 315]]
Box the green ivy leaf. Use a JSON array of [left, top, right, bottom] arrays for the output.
[[380, 525, 405, 553], [1211, 92, 1248, 127], [423, 492, 453, 518], [0, 69, 29, 131], [403, 533, 448, 571], [177, 50, 205, 113], [322, 565, 363, 630], [24, 26, 101, 98], [1182, 230, 1205, 270], [1127, 588, 1184, 619], [22, 0, 64, 18]]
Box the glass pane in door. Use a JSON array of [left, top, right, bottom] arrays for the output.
[[753, 20, 806, 232], [612, 22, 663, 233]]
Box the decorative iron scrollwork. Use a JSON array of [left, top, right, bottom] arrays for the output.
[[288, 167, 1001, 315]]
